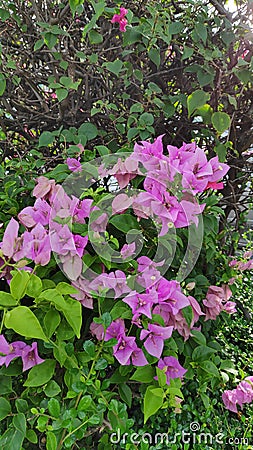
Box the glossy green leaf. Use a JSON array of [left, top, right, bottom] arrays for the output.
[[144, 386, 164, 423], [187, 90, 210, 117], [24, 360, 56, 387], [38, 131, 55, 147], [78, 122, 98, 140], [10, 270, 30, 300], [5, 306, 48, 341], [0, 73, 6, 96], [104, 60, 123, 76], [148, 48, 160, 68], [211, 112, 231, 133], [130, 366, 155, 383], [26, 274, 43, 298], [192, 345, 217, 362], [0, 292, 18, 307], [110, 214, 139, 233], [46, 431, 57, 450], [44, 309, 61, 338], [0, 397, 11, 421], [56, 88, 68, 102], [48, 398, 60, 418]]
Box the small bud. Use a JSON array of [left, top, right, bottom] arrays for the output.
[[186, 282, 196, 290], [16, 259, 28, 268]]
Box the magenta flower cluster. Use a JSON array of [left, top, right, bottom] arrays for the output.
[[111, 7, 128, 32], [203, 285, 236, 320], [229, 250, 253, 272], [0, 135, 233, 383], [222, 377, 253, 413], [0, 335, 44, 371], [106, 135, 229, 236]]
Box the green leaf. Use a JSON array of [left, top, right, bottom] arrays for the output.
[[0, 73, 6, 96], [26, 429, 38, 444], [77, 396, 92, 411], [211, 112, 231, 133], [0, 397, 11, 420], [200, 392, 210, 408], [24, 360, 56, 387], [41, 289, 82, 338], [144, 386, 164, 423], [0, 8, 10, 21], [110, 214, 140, 233], [194, 23, 207, 45], [10, 270, 30, 300], [110, 303, 132, 320], [13, 413, 26, 435], [127, 127, 139, 140], [0, 375, 12, 394], [227, 94, 237, 108], [169, 21, 184, 34], [191, 330, 206, 346], [220, 360, 237, 375], [119, 383, 132, 408], [78, 122, 98, 140], [148, 48, 160, 68], [194, 103, 213, 123], [192, 345, 217, 362], [69, 0, 84, 15], [44, 309, 61, 338], [182, 46, 194, 60], [59, 76, 72, 88], [44, 32, 57, 49], [95, 145, 110, 156], [56, 282, 78, 295], [88, 29, 103, 44], [181, 305, 194, 327], [26, 274, 43, 298], [0, 292, 18, 307], [94, 358, 108, 370], [200, 360, 220, 377], [214, 143, 227, 162], [156, 368, 167, 387], [130, 103, 144, 113], [34, 39, 44, 51], [0, 428, 24, 450], [15, 399, 28, 413], [130, 366, 155, 383], [197, 68, 215, 87], [236, 68, 251, 84], [48, 398, 60, 418], [105, 60, 123, 76], [5, 306, 48, 341], [56, 88, 68, 102], [46, 431, 57, 450], [44, 380, 61, 397], [39, 131, 55, 147], [83, 340, 96, 358], [139, 112, 154, 127], [187, 90, 210, 117]]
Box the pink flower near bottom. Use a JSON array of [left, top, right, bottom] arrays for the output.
[[0, 335, 44, 372], [222, 377, 253, 412]]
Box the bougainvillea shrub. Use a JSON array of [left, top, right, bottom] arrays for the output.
[[0, 135, 249, 449], [0, 0, 252, 448]]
